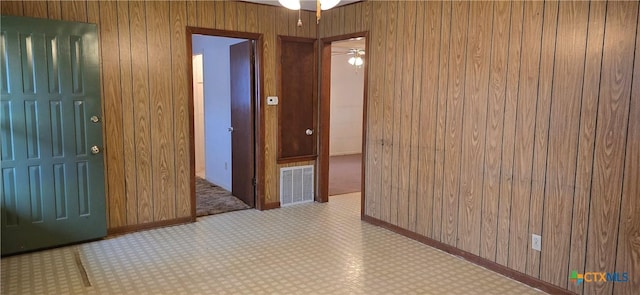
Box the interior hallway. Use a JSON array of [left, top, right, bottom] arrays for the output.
[[1, 193, 544, 294]]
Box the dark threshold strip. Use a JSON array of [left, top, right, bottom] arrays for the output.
[[74, 249, 92, 288]]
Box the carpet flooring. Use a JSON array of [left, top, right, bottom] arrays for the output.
[[196, 177, 250, 217], [329, 154, 362, 196]]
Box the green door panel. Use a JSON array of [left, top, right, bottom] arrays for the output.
[[1, 15, 106, 256]]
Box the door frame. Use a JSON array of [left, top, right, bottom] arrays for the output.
[[318, 32, 369, 217], [186, 27, 266, 213]]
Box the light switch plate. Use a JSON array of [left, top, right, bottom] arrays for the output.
[[267, 96, 278, 105]]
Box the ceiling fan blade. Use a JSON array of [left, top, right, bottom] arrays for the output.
[[331, 51, 355, 55]]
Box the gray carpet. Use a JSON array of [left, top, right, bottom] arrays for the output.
[[196, 177, 250, 217], [329, 154, 362, 196]]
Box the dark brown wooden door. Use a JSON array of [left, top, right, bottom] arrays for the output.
[[278, 36, 317, 162], [230, 40, 255, 207]]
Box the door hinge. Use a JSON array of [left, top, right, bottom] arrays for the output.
[[252, 178, 257, 186]]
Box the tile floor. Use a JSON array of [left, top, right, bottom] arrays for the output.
[[1, 193, 545, 294]]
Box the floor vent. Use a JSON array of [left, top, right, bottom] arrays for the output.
[[280, 165, 314, 206]]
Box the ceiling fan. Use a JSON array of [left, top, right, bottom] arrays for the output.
[[332, 48, 365, 67], [331, 48, 365, 56]]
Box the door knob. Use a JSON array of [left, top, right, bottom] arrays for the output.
[[305, 129, 313, 136], [228, 127, 234, 132], [90, 115, 100, 123], [90, 145, 101, 154]]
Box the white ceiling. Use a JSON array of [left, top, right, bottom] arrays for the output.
[[332, 38, 366, 52], [243, 0, 362, 11]]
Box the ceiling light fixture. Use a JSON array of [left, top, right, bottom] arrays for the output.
[[278, 0, 341, 26], [347, 49, 364, 72], [348, 56, 363, 67]]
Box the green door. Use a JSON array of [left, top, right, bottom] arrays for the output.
[[1, 16, 106, 255]]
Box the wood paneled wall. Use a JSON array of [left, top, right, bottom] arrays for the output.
[[320, 1, 640, 294], [3, 0, 639, 293], [1, 1, 317, 230]]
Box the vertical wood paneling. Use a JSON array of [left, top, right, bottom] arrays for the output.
[[457, 0, 493, 255], [585, 2, 638, 294], [306, 9, 316, 38], [355, 2, 365, 32], [61, 0, 87, 22], [235, 1, 245, 32], [343, 4, 356, 34], [98, 1, 126, 228], [277, 7, 288, 36], [320, 9, 332, 38], [527, 0, 558, 278], [22, 1, 47, 18], [47, 1, 62, 20], [396, 1, 415, 230], [345, 1, 638, 292], [480, 0, 510, 261], [361, 1, 371, 34], [273, 6, 287, 203], [380, 1, 397, 224], [353, 2, 362, 33], [389, 1, 406, 226], [245, 2, 258, 33], [615, 14, 640, 294], [359, 1, 372, 212], [260, 4, 277, 203], [197, 0, 214, 29], [1, 1, 23, 16], [146, 1, 175, 221], [116, 1, 138, 226], [407, 1, 424, 233], [415, 1, 440, 238], [442, 1, 469, 246], [337, 5, 345, 36], [186, 0, 197, 27], [170, 0, 191, 219], [568, 2, 606, 294], [287, 10, 298, 37], [331, 8, 341, 37], [129, 1, 153, 223], [365, 1, 385, 220], [224, 1, 236, 31], [540, 1, 589, 286], [508, 1, 543, 272], [433, 0, 452, 241], [496, 0, 524, 266], [5, 2, 639, 294], [215, 1, 225, 29], [86, 0, 105, 219]]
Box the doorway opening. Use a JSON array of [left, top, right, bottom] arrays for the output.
[[318, 33, 369, 210], [187, 28, 265, 217]]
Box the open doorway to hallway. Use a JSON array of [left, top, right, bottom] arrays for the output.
[[328, 38, 366, 197], [191, 33, 257, 216], [318, 33, 368, 203]]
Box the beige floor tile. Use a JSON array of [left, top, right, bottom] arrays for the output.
[[2, 193, 545, 295]]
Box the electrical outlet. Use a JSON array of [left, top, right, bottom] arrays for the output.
[[532, 234, 541, 251]]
